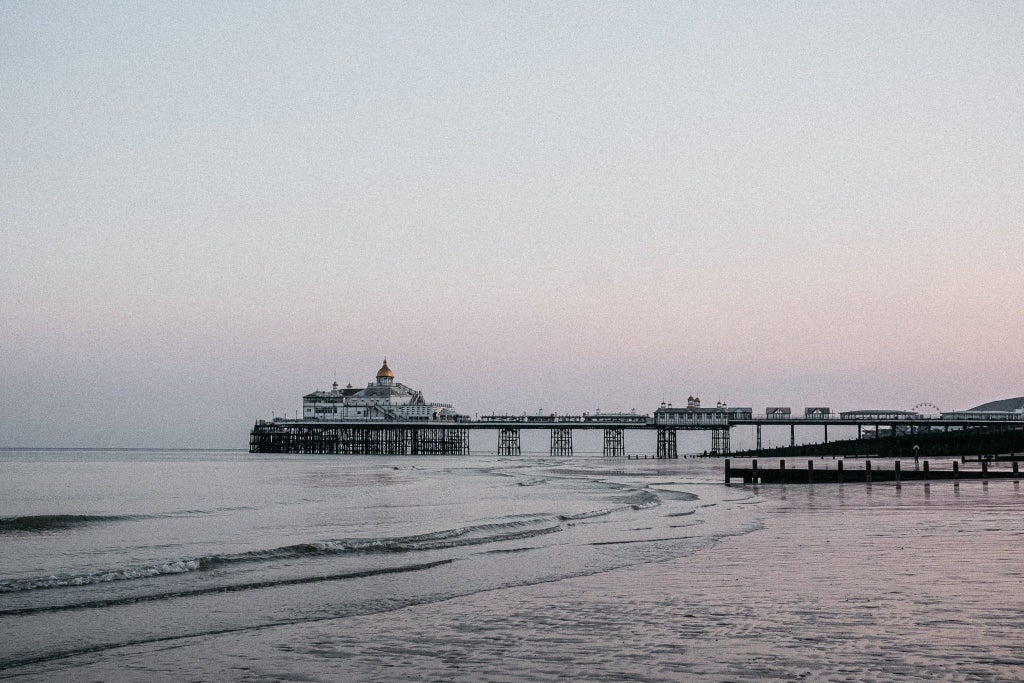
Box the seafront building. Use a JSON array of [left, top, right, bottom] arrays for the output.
[[301, 359, 461, 422], [653, 396, 753, 424]]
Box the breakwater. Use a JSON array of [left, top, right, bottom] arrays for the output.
[[729, 424, 1024, 460], [725, 458, 1023, 484]]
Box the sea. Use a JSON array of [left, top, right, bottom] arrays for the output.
[[2, 448, 1024, 682]]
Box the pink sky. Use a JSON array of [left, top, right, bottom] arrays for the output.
[[1, 3, 1021, 447]]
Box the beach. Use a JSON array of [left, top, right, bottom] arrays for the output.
[[3, 451, 1023, 681]]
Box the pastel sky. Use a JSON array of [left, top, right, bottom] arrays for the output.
[[2, 2, 1022, 448]]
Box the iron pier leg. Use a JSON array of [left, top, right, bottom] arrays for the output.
[[498, 428, 521, 456], [603, 428, 625, 457], [712, 427, 731, 455], [657, 428, 677, 459], [550, 428, 573, 457]]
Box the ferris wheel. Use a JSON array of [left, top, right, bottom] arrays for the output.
[[913, 402, 941, 417]]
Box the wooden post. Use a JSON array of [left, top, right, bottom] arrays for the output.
[[895, 460, 901, 484], [725, 459, 731, 484], [924, 461, 929, 475], [780, 459, 786, 484], [982, 460, 988, 479], [807, 459, 814, 484], [752, 459, 758, 484], [1014, 461, 1019, 479], [953, 461, 959, 479], [866, 459, 872, 483], [838, 459, 844, 483]]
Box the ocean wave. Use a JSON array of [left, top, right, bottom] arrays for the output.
[[0, 514, 133, 533], [619, 490, 662, 510], [559, 507, 622, 521], [0, 506, 270, 534], [0, 518, 562, 593], [0, 559, 458, 620], [651, 489, 700, 502]]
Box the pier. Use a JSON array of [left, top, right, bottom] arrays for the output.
[[250, 413, 1024, 457], [253, 361, 1023, 456]]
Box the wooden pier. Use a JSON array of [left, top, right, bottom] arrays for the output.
[[725, 458, 1023, 484]]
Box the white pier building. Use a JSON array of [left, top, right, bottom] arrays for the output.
[[302, 359, 460, 422]]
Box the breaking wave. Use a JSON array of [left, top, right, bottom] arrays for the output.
[[0, 517, 562, 593], [621, 490, 662, 510]]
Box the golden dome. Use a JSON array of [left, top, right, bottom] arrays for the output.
[[376, 358, 394, 378]]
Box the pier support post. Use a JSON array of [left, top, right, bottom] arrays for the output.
[[725, 459, 731, 483], [780, 459, 786, 484], [498, 428, 521, 457], [790, 425, 796, 447], [712, 427, 731, 455], [752, 459, 758, 484], [603, 428, 625, 457], [953, 461, 959, 479], [895, 460, 901, 484], [838, 459, 844, 483], [1014, 461, 1019, 479], [982, 460, 988, 479], [807, 459, 814, 483], [550, 428, 573, 457], [657, 427, 678, 459], [866, 460, 872, 483], [824, 425, 829, 444], [756, 424, 762, 450]]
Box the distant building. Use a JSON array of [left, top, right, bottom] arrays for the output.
[[839, 409, 918, 420], [941, 396, 1024, 421], [654, 396, 752, 425], [302, 359, 461, 421]]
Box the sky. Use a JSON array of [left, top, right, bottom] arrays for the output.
[[2, 1, 1022, 448]]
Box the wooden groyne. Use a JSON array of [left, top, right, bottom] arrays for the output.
[[725, 458, 1023, 484], [729, 425, 1024, 461]]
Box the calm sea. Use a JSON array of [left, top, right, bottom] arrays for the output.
[[2, 450, 1022, 681]]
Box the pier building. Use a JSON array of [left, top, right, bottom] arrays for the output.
[[941, 397, 1024, 421], [302, 359, 460, 422]]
